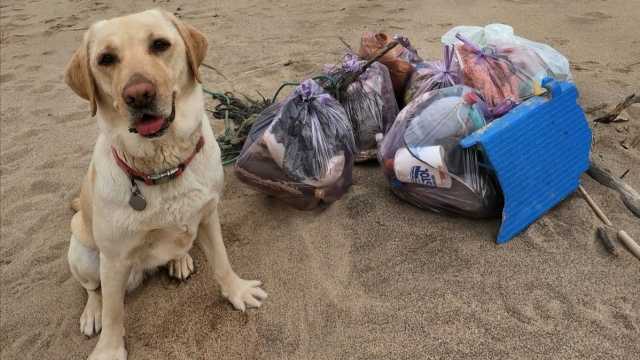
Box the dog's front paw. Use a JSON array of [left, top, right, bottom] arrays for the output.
[[80, 292, 102, 337], [221, 276, 268, 312], [88, 342, 127, 360], [167, 254, 194, 281]]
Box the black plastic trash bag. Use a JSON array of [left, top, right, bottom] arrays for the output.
[[235, 79, 356, 210], [378, 85, 501, 218], [324, 53, 399, 161]]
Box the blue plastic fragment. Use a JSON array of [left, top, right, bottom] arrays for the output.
[[460, 79, 592, 243]]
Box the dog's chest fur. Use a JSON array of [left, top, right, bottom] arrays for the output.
[[92, 120, 223, 263]]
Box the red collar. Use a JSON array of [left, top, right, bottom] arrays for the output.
[[112, 137, 205, 185]]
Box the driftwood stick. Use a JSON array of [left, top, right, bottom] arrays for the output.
[[338, 36, 354, 51], [578, 185, 613, 226], [202, 62, 231, 81], [588, 162, 640, 218], [597, 226, 619, 256], [358, 40, 398, 75], [593, 93, 638, 123], [579, 185, 640, 261], [618, 230, 640, 260]]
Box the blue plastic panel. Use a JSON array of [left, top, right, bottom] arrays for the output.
[[460, 79, 592, 243]]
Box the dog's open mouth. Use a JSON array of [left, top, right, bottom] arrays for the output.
[[129, 94, 176, 138], [135, 114, 169, 137]]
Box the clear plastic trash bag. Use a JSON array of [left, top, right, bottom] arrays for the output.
[[404, 45, 461, 105], [453, 33, 554, 118], [323, 53, 399, 161], [235, 80, 356, 210], [358, 32, 423, 103], [378, 85, 501, 218], [441, 23, 572, 82]]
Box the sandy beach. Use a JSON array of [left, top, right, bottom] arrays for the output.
[[1, 0, 639, 359]]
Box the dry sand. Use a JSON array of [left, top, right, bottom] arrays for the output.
[[1, 0, 639, 359]]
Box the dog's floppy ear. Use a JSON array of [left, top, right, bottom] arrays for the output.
[[164, 11, 208, 83], [65, 34, 98, 116]]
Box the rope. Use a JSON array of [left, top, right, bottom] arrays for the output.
[[203, 89, 271, 165]]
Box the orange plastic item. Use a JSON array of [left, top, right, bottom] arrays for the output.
[[358, 32, 415, 101]]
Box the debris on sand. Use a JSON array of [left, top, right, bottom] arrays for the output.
[[593, 93, 639, 123]]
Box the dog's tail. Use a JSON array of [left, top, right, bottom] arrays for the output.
[[70, 197, 81, 212]]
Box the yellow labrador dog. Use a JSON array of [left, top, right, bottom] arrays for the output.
[[65, 9, 266, 360]]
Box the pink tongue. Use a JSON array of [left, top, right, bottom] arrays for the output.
[[135, 117, 165, 136]]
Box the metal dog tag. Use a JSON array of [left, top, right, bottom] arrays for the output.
[[129, 180, 147, 211]]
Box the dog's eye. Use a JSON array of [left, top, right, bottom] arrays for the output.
[[98, 53, 118, 66], [150, 39, 171, 53]]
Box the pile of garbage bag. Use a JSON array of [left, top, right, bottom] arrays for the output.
[[231, 23, 572, 215]]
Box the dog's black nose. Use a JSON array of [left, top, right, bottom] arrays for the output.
[[122, 74, 156, 109]]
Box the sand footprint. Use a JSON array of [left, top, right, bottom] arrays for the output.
[[56, 110, 91, 124], [521, 217, 563, 253], [44, 16, 63, 24], [504, 0, 538, 3], [28, 179, 63, 197], [32, 83, 56, 94], [546, 36, 569, 46], [290, 60, 315, 74], [35, 158, 68, 170], [571, 60, 600, 72], [609, 307, 638, 332], [29, 108, 51, 117], [0, 73, 16, 84], [501, 282, 576, 329], [1, 146, 31, 166], [11, 128, 43, 143], [568, 11, 613, 24], [607, 78, 630, 87]]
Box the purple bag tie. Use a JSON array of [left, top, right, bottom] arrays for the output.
[[455, 33, 504, 64], [431, 45, 460, 87], [296, 79, 333, 104]]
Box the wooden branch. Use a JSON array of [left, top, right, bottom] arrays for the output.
[[338, 36, 354, 51], [618, 230, 640, 260], [579, 185, 640, 261], [578, 185, 613, 226], [339, 40, 400, 91], [597, 226, 619, 256], [593, 93, 639, 123], [588, 162, 640, 218]]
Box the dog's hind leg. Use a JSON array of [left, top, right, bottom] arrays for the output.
[[68, 233, 103, 337]]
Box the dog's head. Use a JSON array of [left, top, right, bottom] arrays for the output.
[[65, 9, 207, 139]]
